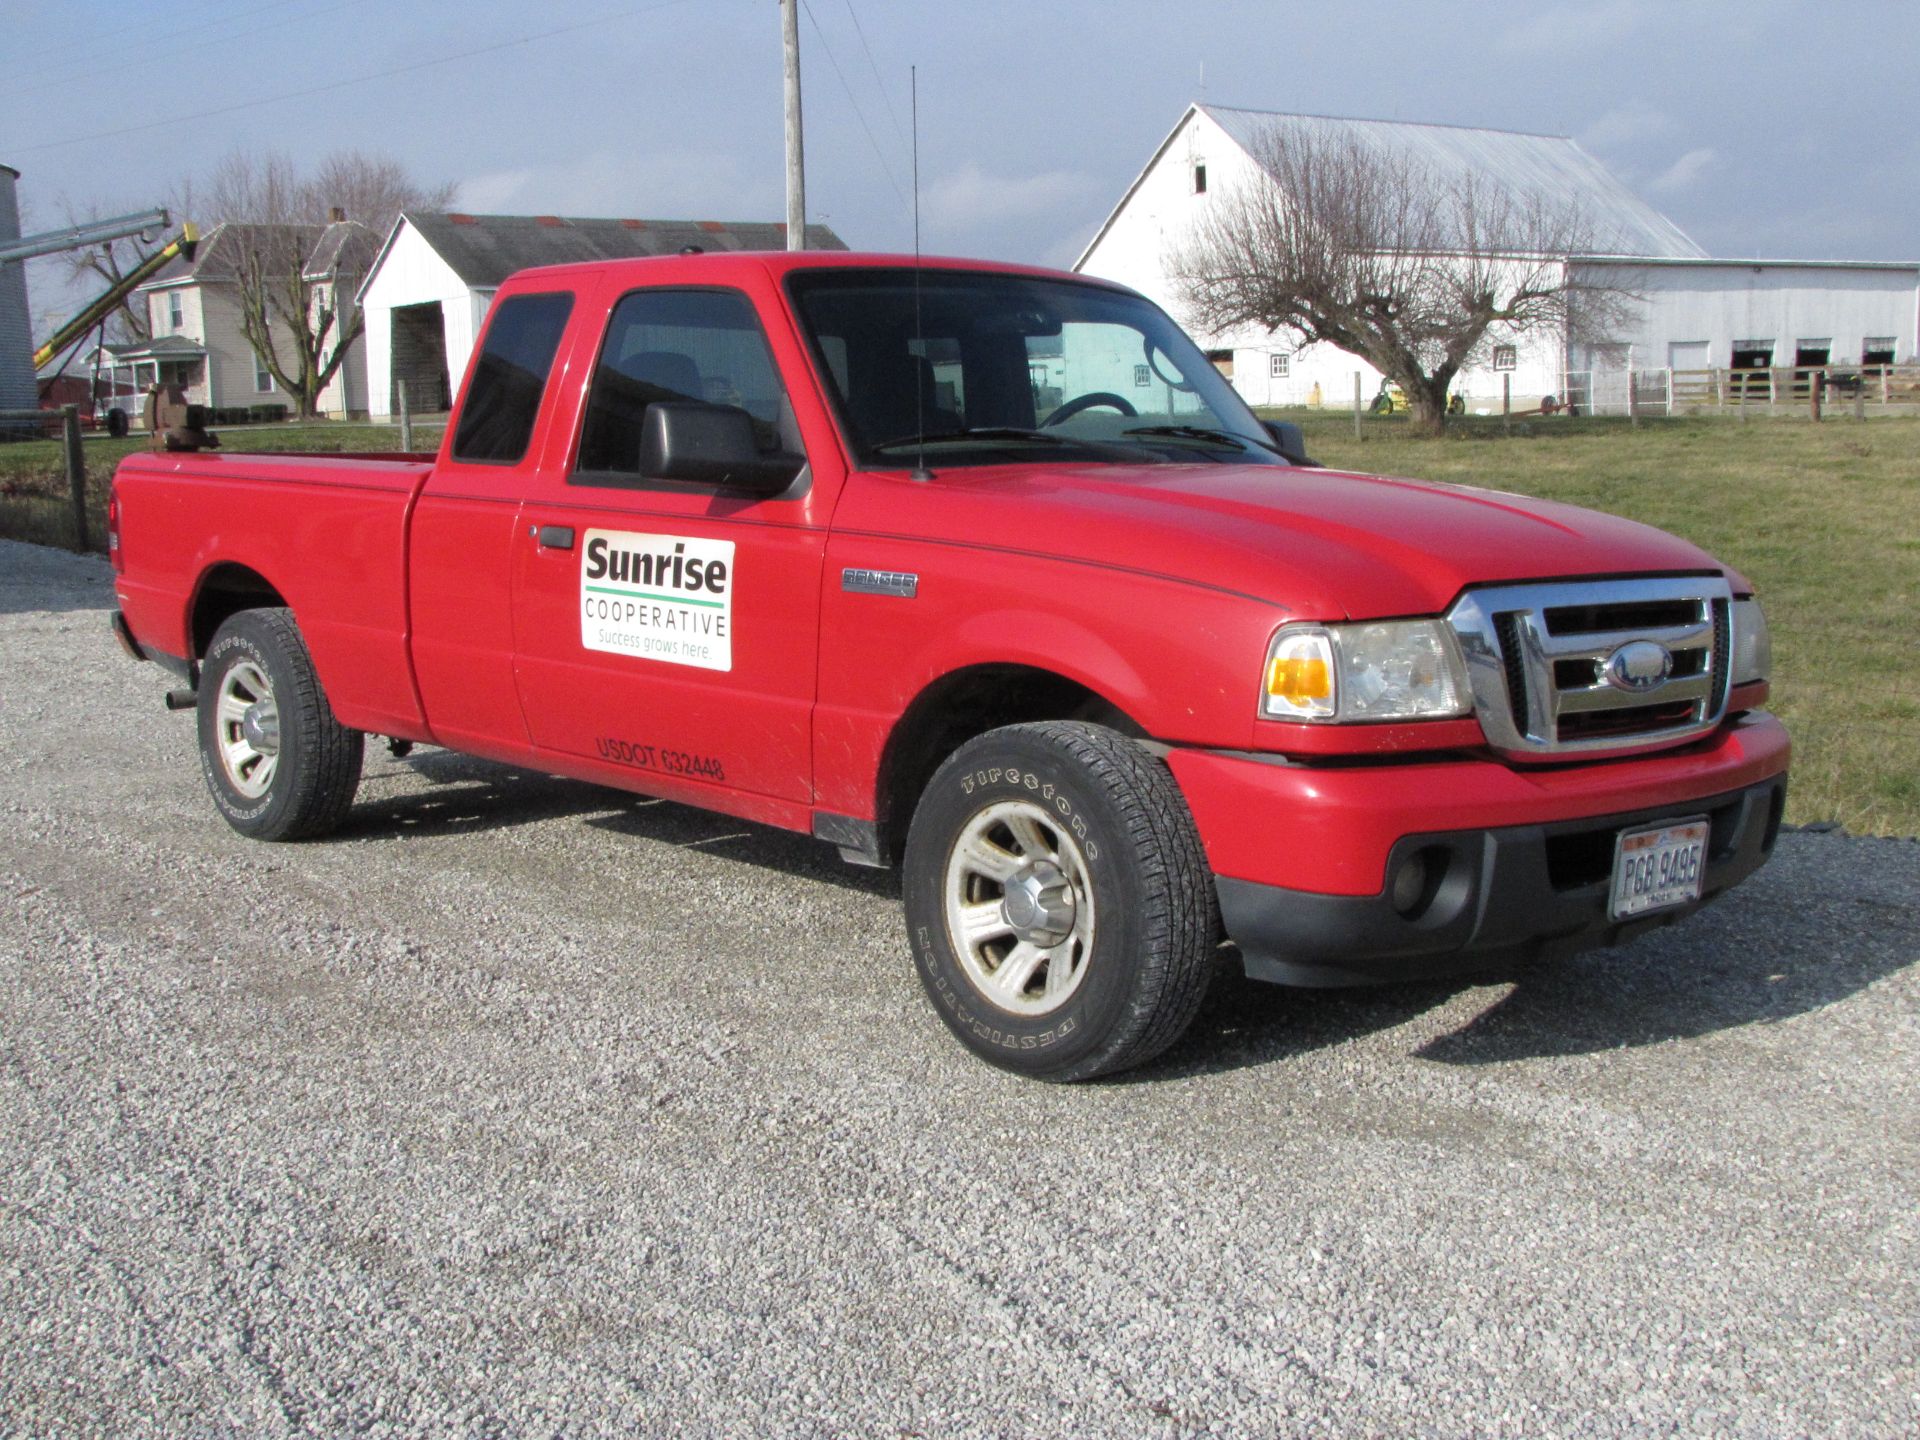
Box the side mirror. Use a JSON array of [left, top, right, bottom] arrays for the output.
[[641, 402, 803, 493], [1263, 419, 1321, 467]]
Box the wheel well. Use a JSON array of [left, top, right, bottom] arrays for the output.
[[874, 665, 1142, 865], [190, 564, 287, 660]]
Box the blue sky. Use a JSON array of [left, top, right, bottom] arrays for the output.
[[5, 0, 1916, 334]]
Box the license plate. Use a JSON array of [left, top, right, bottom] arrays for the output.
[[1609, 818, 1709, 920]]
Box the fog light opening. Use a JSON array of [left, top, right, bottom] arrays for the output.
[[1387, 846, 1438, 919]]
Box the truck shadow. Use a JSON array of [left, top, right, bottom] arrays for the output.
[[339, 748, 902, 899], [1144, 836, 1919, 1077]]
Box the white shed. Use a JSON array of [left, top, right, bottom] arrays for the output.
[[357, 213, 847, 418]]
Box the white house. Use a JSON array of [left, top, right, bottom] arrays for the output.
[[357, 213, 847, 418], [1077, 105, 1920, 413], [126, 220, 374, 420]]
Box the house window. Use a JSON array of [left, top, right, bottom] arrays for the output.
[[1269, 353, 1290, 379], [1133, 363, 1151, 387], [1863, 337, 1897, 367], [254, 353, 274, 393], [168, 292, 183, 332], [1492, 345, 1517, 371], [1192, 163, 1207, 194]]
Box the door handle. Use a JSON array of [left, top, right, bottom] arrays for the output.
[[532, 524, 575, 551]]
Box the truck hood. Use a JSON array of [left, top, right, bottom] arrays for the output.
[[841, 461, 1727, 619]]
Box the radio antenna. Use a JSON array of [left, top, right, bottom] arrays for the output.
[[909, 63, 933, 482]]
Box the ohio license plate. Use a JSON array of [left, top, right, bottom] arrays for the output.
[[1609, 818, 1709, 920]]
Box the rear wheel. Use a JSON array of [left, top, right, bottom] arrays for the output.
[[197, 608, 362, 840], [903, 722, 1217, 1081]]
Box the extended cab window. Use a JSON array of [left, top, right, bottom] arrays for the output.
[[451, 292, 574, 464], [575, 288, 799, 484]]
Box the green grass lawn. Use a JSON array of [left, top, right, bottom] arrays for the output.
[[1277, 410, 1919, 836], [4, 411, 1914, 834]]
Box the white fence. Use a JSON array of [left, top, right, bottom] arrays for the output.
[[1560, 364, 1920, 418]]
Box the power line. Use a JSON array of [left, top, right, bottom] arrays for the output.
[[7, 0, 316, 70], [839, 0, 907, 151], [799, 0, 910, 220], [9, 0, 701, 157], [8, 0, 377, 104]]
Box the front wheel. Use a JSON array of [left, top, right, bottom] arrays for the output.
[[197, 608, 363, 840], [903, 722, 1217, 1081]]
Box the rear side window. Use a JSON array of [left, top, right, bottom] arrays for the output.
[[452, 292, 574, 464], [574, 287, 797, 483]]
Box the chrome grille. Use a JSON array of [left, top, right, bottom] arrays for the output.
[[1447, 577, 1735, 758]]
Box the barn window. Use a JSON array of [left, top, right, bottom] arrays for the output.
[[1193, 163, 1207, 194], [1863, 337, 1897, 367], [1269, 353, 1290, 379], [1205, 349, 1233, 379], [1492, 345, 1517, 371], [1730, 341, 1773, 371]]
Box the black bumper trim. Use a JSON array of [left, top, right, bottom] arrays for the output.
[[1219, 774, 1787, 987]]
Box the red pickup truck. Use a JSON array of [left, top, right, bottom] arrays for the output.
[[108, 251, 1788, 1079]]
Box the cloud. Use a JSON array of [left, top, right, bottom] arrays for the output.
[[1651, 147, 1716, 193], [452, 150, 781, 223], [1579, 106, 1674, 152], [1497, 0, 1655, 57], [923, 163, 1102, 232]]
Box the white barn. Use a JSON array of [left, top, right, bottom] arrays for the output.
[[1077, 105, 1920, 414], [357, 213, 846, 418]]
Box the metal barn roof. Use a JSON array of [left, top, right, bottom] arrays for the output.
[[1198, 106, 1707, 260], [392, 212, 850, 291]]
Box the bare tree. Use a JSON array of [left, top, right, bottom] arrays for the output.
[[50, 181, 198, 345], [204, 149, 454, 419], [1172, 126, 1638, 435]]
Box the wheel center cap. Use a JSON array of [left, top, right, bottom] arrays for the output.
[[242, 702, 281, 754], [1002, 861, 1076, 947]]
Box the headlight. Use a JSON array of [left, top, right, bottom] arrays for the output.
[[1261, 620, 1470, 722], [1732, 597, 1771, 685]]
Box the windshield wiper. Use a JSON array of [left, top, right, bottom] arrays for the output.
[[1120, 424, 1260, 451], [870, 426, 1075, 453], [864, 428, 1144, 462]]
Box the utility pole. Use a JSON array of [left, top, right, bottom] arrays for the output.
[[781, 0, 806, 250]]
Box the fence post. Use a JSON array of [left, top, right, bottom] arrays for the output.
[[398, 380, 413, 452], [60, 405, 88, 553], [1855, 380, 1866, 423], [1352, 372, 1362, 440], [1881, 368, 1891, 407], [1627, 372, 1639, 427], [1809, 371, 1822, 423]]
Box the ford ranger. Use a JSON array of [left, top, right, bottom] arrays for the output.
[[107, 251, 1788, 1079]]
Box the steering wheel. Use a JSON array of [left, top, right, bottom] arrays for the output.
[[1041, 391, 1138, 426]]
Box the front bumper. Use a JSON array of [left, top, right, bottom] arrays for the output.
[[1168, 712, 1790, 986]]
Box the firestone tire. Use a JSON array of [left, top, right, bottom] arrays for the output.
[[196, 608, 363, 841], [903, 721, 1218, 1081]]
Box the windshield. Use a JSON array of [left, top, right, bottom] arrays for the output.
[[786, 268, 1282, 468]]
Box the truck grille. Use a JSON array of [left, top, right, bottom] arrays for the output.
[[1446, 577, 1735, 759]]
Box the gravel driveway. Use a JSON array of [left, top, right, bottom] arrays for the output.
[[2, 538, 1915, 1438]]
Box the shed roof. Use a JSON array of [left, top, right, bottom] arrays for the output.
[[384, 212, 849, 293]]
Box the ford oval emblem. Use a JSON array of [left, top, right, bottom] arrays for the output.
[[1604, 640, 1673, 693]]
